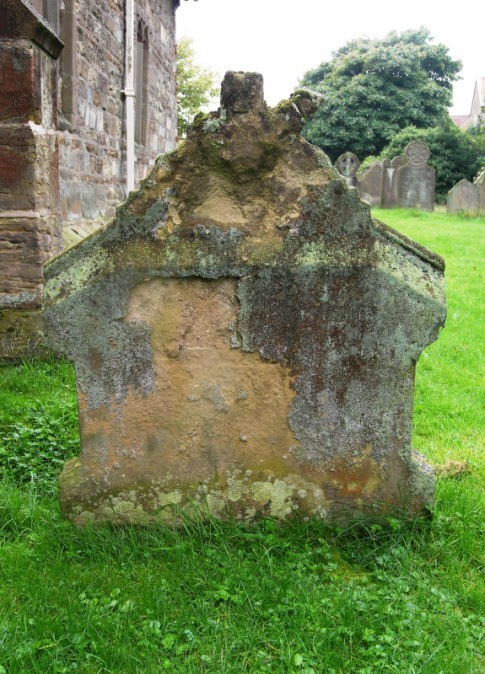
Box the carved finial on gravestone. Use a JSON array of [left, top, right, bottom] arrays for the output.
[[395, 141, 435, 211], [220, 71, 265, 114], [43, 72, 446, 526], [335, 152, 360, 187]]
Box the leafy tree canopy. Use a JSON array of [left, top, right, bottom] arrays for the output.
[[176, 37, 218, 138], [301, 28, 462, 161], [377, 122, 485, 203]]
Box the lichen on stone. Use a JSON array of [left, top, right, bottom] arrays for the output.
[[45, 71, 446, 526]]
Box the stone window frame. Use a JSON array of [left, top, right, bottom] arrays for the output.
[[58, 0, 77, 130], [135, 18, 149, 147], [42, 0, 59, 32]]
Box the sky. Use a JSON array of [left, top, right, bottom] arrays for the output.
[[176, 0, 483, 115]]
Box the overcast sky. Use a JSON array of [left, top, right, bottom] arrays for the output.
[[176, 0, 483, 115]]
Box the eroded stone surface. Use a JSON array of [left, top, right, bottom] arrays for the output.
[[44, 72, 446, 525]]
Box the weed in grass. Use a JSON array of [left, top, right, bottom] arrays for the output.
[[0, 361, 79, 494]]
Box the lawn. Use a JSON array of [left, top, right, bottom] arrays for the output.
[[0, 209, 483, 673]]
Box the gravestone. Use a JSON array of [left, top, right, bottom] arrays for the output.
[[474, 169, 485, 213], [395, 142, 435, 211], [391, 156, 406, 169], [380, 159, 396, 208], [447, 179, 478, 213], [379, 156, 406, 208], [357, 162, 384, 207], [44, 72, 446, 526], [335, 152, 360, 187]]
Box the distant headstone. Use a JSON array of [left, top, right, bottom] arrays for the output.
[[447, 179, 478, 213], [395, 142, 435, 211], [335, 152, 360, 187], [381, 159, 398, 208], [356, 162, 384, 207], [474, 169, 485, 213], [43, 73, 446, 526], [390, 156, 406, 169]]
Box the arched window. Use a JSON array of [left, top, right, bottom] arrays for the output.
[[135, 20, 149, 146]]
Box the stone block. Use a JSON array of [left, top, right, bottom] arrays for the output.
[[0, 217, 47, 307], [0, 42, 40, 124], [0, 125, 36, 210], [44, 73, 446, 526]]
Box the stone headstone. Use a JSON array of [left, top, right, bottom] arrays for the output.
[[357, 162, 384, 207], [395, 142, 435, 211], [335, 152, 360, 187], [474, 169, 485, 213], [43, 72, 446, 526], [447, 179, 479, 213], [391, 155, 406, 169], [380, 159, 395, 208]]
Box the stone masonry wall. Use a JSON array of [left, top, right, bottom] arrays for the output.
[[0, 1, 63, 358], [0, 0, 179, 359], [59, 0, 178, 245]]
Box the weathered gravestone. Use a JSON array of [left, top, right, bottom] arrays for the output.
[[335, 152, 360, 187], [474, 169, 485, 213], [43, 72, 446, 525], [395, 141, 435, 211], [447, 179, 479, 214], [380, 157, 406, 208], [356, 155, 406, 208], [356, 161, 384, 207]]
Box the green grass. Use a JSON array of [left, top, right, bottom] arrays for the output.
[[373, 209, 485, 469], [0, 210, 483, 673]]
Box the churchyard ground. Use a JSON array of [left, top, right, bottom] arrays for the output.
[[0, 209, 483, 673]]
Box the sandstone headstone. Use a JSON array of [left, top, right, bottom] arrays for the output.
[[395, 141, 435, 211], [44, 72, 446, 526], [357, 162, 384, 207], [447, 179, 478, 213], [335, 152, 360, 187]]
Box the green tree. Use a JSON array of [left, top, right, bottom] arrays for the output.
[[176, 37, 218, 138], [301, 28, 462, 161], [378, 123, 485, 203]]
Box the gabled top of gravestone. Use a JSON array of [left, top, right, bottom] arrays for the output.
[[45, 72, 443, 316]]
